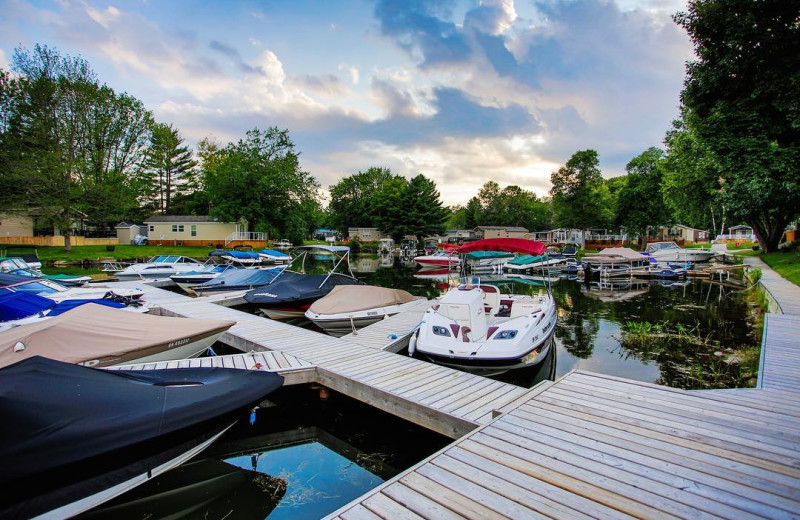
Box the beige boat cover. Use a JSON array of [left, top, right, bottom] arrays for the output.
[[0, 303, 235, 368], [583, 247, 646, 262], [308, 285, 419, 315]]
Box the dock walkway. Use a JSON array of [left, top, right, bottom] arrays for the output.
[[324, 262, 800, 519], [111, 282, 529, 438]]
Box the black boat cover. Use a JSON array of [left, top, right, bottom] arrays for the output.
[[0, 356, 283, 518], [244, 272, 362, 305]]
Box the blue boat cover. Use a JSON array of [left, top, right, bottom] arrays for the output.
[[209, 250, 260, 260], [0, 356, 284, 518], [0, 292, 55, 321], [198, 267, 283, 289], [465, 251, 513, 261], [47, 298, 126, 316], [259, 249, 291, 258], [244, 272, 362, 305], [507, 254, 547, 266], [0, 272, 38, 287]]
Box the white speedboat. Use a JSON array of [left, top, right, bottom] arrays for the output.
[[502, 254, 566, 273], [410, 277, 557, 376], [0, 257, 91, 286], [114, 255, 205, 281], [645, 241, 716, 263], [258, 249, 292, 263], [413, 250, 460, 269], [305, 285, 425, 337]]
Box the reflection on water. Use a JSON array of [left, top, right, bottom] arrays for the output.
[[348, 255, 757, 389]]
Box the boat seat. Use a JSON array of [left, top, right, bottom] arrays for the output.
[[480, 285, 500, 313], [509, 301, 542, 318]]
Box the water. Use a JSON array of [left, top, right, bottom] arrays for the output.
[[346, 255, 758, 389]]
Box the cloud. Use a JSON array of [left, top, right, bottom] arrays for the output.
[[464, 0, 518, 35], [291, 74, 349, 97]]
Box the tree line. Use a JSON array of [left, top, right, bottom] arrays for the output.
[[1, 0, 797, 252]]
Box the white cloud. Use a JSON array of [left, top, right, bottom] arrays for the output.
[[0, 49, 8, 70], [85, 5, 120, 29]]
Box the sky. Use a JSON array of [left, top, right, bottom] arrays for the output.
[[0, 0, 694, 206]]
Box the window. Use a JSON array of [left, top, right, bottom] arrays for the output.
[[190, 224, 197, 237], [171, 224, 185, 233], [149, 225, 154, 232], [363, 230, 371, 238]]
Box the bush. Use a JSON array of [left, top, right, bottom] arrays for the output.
[[349, 237, 362, 253], [778, 239, 800, 252], [746, 267, 762, 285]]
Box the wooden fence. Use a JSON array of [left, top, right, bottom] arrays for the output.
[[0, 236, 117, 247]]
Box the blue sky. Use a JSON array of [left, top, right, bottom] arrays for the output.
[[0, 0, 692, 205]]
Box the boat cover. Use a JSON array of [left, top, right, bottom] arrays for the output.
[[507, 254, 547, 266], [465, 251, 514, 261], [209, 250, 260, 260], [0, 271, 39, 287], [259, 249, 291, 258], [0, 303, 235, 368], [245, 273, 362, 305], [0, 356, 283, 518], [583, 247, 646, 261], [308, 285, 417, 314], [458, 238, 546, 255], [0, 292, 126, 321], [197, 266, 283, 289]]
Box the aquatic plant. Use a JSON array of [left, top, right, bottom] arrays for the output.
[[746, 267, 762, 285]]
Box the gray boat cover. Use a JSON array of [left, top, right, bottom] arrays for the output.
[[0, 303, 235, 368], [583, 247, 646, 262], [308, 285, 418, 315]]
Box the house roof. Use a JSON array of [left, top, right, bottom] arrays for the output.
[[474, 226, 529, 232], [674, 224, 708, 232], [144, 215, 224, 223], [729, 225, 753, 230], [114, 222, 140, 228]]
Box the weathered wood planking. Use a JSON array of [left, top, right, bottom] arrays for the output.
[[105, 281, 529, 438], [342, 298, 431, 352], [325, 371, 800, 520]]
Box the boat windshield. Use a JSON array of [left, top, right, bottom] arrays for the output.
[[647, 242, 681, 253], [9, 280, 62, 294]]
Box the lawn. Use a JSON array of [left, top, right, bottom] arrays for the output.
[[0, 244, 216, 262]]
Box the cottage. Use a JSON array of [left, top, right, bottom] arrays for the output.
[[0, 211, 35, 238], [716, 225, 755, 243], [348, 227, 385, 242], [473, 226, 529, 240], [143, 216, 259, 247]]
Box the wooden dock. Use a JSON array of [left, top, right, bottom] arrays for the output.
[[342, 298, 431, 352], [110, 282, 529, 439], [106, 264, 800, 519]]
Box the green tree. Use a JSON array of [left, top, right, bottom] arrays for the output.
[[327, 167, 397, 233], [660, 116, 724, 233], [202, 127, 320, 243], [373, 174, 448, 241], [0, 45, 153, 245], [142, 123, 197, 215], [674, 0, 800, 252], [549, 150, 611, 232], [615, 147, 672, 247]]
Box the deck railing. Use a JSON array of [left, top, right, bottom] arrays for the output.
[[224, 231, 266, 246]]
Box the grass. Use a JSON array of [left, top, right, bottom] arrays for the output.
[[0, 244, 217, 262]]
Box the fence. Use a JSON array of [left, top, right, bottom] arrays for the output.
[[0, 236, 117, 247]]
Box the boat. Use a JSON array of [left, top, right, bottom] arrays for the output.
[[190, 266, 285, 297], [114, 255, 206, 281], [379, 238, 395, 255], [207, 249, 262, 265], [0, 356, 283, 519], [581, 247, 651, 278], [502, 253, 566, 273], [273, 239, 292, 249], [304, 285, 425, 336], [169, 264, 239, 294], [0, 302, 236, 368], [463, 250, 515, 271], [413, 250, 460, 269], [0, 291, 131, 331], [0, 272, 145, 304], [645, 241, 716, 263], [7, 254, 41, 270], [244, 245, 363, 320], [409, 276, 557, 376], [0, 256, 92, 286], [258, 249, 292, 263]]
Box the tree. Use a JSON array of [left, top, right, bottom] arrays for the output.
[[549, 150, 612, 232], [0, 45, 153, 247], [327, 167, 397, 233], [372, 174, 448, 241], [202, 127, 320, 243], [142, 123, 197, 215], [615, 147, 672, 247], [674, 0, 800, 252], [660, 116, 724, 233]]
